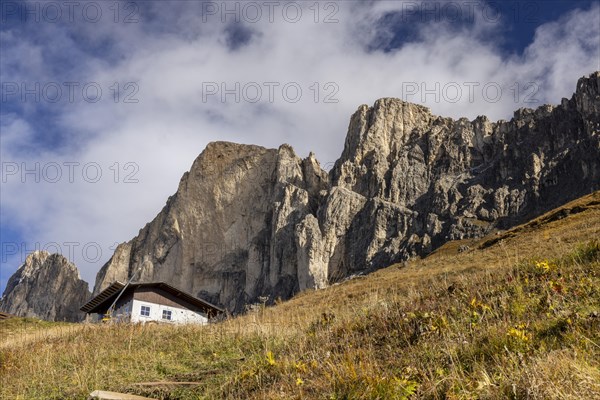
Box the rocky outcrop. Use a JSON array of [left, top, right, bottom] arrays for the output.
[[95, 71, 600, 313], [0, 251, 91, 322], [94, 143, 329, 311], [326, 71, 600, 269]]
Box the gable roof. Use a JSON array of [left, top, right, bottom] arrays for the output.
[[80, 281, 224, 316]]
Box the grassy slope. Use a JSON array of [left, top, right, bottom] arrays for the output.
[[1, 191, 599, 399], [0, 318, 74, 350]]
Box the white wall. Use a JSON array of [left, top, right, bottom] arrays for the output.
[[130, 299, 208, 325]]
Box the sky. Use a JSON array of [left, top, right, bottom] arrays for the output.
[[1, 0, 599, 294]]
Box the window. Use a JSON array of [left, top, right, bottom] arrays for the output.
[[140, 305, 150, 317], [162, 310, 172, 320]]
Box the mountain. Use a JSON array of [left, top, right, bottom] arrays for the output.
[[94, 143, 329, 311], [0, 251, 91, 322], [94, 71, 600, 313]]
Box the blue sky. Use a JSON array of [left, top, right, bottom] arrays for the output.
[[1, 0, 599, 294]]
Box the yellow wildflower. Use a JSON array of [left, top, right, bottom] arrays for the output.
[[507, 325, 529, 342], [266, 351, 276, 366], [536, 260, 552, 273], [294, 361, 308, 373]]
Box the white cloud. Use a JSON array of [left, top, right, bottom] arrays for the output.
[[1, 1, 598, 288]]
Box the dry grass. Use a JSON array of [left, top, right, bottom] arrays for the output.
[[0, 319, 79, 350], [1, 191, 599, 399]]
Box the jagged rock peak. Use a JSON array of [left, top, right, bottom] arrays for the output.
[[93, 140, 330, 312], [574, 71, 600, 116], [0, 251, 91, 322], [576, 70, 600, 93]]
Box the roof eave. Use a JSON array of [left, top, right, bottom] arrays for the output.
[[80, 281, 225, 315]]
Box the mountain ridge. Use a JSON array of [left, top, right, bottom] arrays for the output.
[[2, 71, 598, 319], [93, 71, 600, 313]]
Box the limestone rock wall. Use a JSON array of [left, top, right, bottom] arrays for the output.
[[94, 142, 330, 311], [94, 71, 600, 313]]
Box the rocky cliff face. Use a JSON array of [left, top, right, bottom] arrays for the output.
[[94, 143, 329, 311], [95, 71, 600, 313], [0, 251, 91, 322], [326, 72, 600, 269]]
